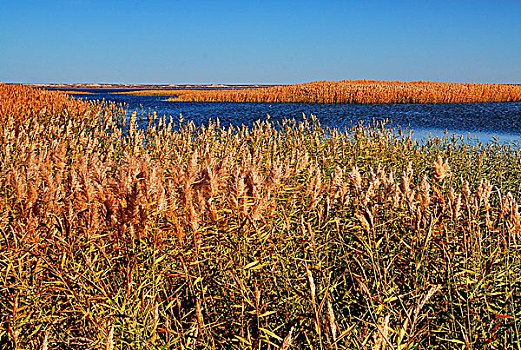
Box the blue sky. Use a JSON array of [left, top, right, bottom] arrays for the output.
[[1, 0, 520, 84]]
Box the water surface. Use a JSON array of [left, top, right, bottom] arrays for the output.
[[71, 92, 521, 143]]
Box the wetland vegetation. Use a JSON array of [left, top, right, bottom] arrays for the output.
[[1, 83, 521, 349], [111, 80, 521, 105]]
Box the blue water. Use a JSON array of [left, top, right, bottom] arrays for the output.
[[71, 92, 521, 143]]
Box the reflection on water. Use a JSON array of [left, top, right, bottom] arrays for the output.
[[411, 128, 521, 145], [71, 92, 521, 143]]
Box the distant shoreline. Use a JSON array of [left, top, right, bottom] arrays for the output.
[[11, 81, 521, 104], [22, 83, 275, 91]]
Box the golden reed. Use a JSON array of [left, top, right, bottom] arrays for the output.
[[162, 80, 521, 104]]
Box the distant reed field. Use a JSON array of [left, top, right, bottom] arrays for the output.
[[158, 80, 521, 104], [53, 90, 93, 95], [1, 83, 520, 349]]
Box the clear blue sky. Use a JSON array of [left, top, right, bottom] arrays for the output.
[[1, 0, 520, 84]]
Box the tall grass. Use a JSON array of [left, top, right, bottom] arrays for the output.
[[160, 80, 521, 104], [1, 83, 521, 349]]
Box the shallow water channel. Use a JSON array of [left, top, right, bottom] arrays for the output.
[[71, 91, 521, 143]]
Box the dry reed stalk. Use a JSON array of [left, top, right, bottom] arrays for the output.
[[412, 284, 441, 327], [41, 332, 48, 350], [305, 264, 323, 337], [327, 300, 338, 349], [154, 301, 159, 328], [306, 165, 323, 210], [190, 322, 199, 348], [254, 282, 261, 313], [106, 325, 114, 350], [371, 314, 391, 350], [280, 326, 294, 350], [509, 203, 521, 245], [305, 264, 317, 309], [418, 175, 431, 210], [196, 298, 204, 333]]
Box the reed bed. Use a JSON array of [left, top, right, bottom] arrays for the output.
[[53, 90, 93, 95], [162, 80, 521, 104], [1, 83, 521, 349]]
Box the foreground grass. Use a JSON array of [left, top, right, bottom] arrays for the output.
[[1, 83, 521, 349]]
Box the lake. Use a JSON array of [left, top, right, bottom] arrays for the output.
[[71, 91, 521, 143]]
